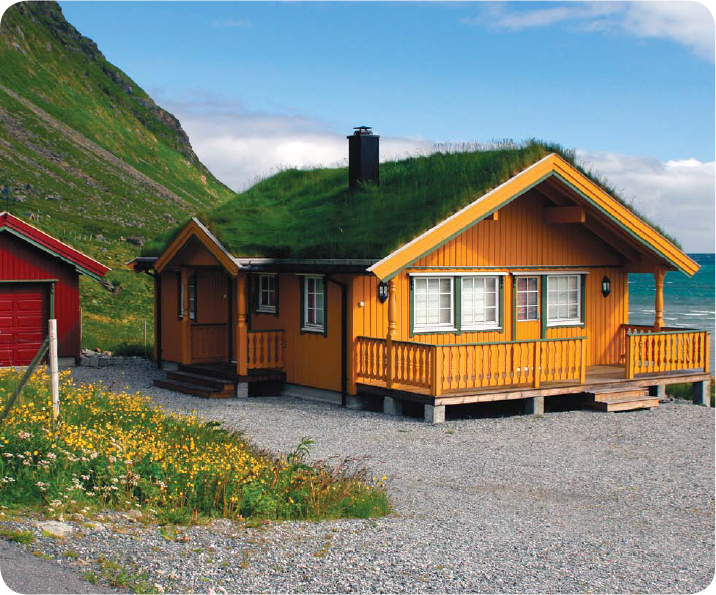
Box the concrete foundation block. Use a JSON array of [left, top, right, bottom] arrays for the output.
[[235, 383, 249, 399], [649, 385, 666, 399], [692, 380, 710, 406], [89, 357, 99, 368], [346, 395, 363, 410], [161, 361, 179, 371], [383, 396, 403, 416], [80, 356, 90, 367], [525, 396, 545, 415], [424, 404, 445, 424]]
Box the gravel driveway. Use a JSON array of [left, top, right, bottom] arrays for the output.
[[8, 361, 714, 593]]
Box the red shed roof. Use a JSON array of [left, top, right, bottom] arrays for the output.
[[0, 212, 110, 280]]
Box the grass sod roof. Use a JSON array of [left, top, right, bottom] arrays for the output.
[[142, 140, 681, 261]]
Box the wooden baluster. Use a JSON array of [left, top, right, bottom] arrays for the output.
[[625, 334, 633, 380], [533, 342, 541, 388]]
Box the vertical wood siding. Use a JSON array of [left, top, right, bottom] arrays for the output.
[[160, 271, 181, 362], [0, 233, 80, 358]]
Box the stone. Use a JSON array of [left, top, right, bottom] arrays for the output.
[[126, 236, 146, 247], [124, 509, 143, 522], [236, 383, 248, 399], [37, 520, 74, 539], [86, 521, 107, 532], [524, 396, 545, 416], [89, 357, 99, 368], [424, 404, 445, 424], [80, 356, 90, 367], [383, 397, 403, 416], [98, 357, 111, 367], [692, 380, 711, 406]]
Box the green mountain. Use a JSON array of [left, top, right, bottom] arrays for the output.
[[0, 1, 237, 353], [0, 1, 235, 239]]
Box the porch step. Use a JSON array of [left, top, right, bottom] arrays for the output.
[[154, 378, 235, 399], [165, 370, 235, 392], [585, 388, 658, 412]]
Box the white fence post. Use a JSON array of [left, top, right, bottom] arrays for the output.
[[49, 319, 59, 423]]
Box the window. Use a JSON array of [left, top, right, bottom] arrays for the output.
[[461, 276, 499, 329], [516, 277, 539, 321], [413, 277, 454, 332], [188, 274, 197, 320], [547, 275, 581, 325], [257, 274, 277, 313], [178, 272, 197, 320], [302, 276, 325, 332]]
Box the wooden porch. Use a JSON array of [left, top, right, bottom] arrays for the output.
[[355, 324, 711, 408]]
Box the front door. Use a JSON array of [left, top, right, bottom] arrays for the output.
[[514, 276, 541, 341], [190, 270, 229, 363]]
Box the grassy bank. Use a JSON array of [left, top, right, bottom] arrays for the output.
[[0, 369, 390, 523]]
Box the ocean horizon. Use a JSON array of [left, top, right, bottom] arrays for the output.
[[628, 253, 715, 372]]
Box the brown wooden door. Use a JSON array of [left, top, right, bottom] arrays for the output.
[[190, 270, 229, 363]]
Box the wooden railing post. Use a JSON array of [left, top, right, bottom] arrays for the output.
[[580, 338, 587, 384], [625, 333, 634, 379], [385, 279, 397, 389], [235, 274, 248, 376], [704, 332, 711, 374], [654, 267, 665, 331], [180, 268, 191, 365], [430, 346, 442, 396], [533, 342, 541, 388]]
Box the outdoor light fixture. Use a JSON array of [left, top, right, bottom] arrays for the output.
[[378, 281, 389, 303], [602, 275, 611, 297]]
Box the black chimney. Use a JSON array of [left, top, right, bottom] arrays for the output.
[[347, 126, 379, 188]]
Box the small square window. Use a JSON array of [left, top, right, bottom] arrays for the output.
[[257, 274, 277, 313]]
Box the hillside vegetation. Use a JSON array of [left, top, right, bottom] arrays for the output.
[[0, 1, 237, 350]]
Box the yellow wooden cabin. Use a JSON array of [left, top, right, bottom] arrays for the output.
[[130, 134, 710, 422]]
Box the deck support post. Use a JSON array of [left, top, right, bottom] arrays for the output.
[[235, 274, 248, 376], [525, 396, 545, 416], [654, 267, 665, 331], [383, 396, 403, 416], [424, 404, 445, 424], [235, 383, 248, 399], [180, 268, 191, 365], [385, 279, 397, 390], [648, 385, 666, 399], [692, 380, 711, 406]]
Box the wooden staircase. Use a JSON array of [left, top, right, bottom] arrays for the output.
[[154, 367, 237, 399], [585, 387, 658, 412]]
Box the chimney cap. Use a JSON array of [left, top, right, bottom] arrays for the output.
[[352, 126, 374, 135]]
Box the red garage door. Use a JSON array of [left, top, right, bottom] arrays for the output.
[[0, 284, 46, 366]]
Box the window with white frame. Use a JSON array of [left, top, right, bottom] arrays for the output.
[[516, 276, 539, 321], [413, 277, 454, 331], [461, 276, 499, 329], [257, 274, 277, 313], [187, 273, 197, 321], [303, 276, 325, 332], [547, 275, 581, 325]]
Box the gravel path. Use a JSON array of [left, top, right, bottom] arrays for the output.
[[4, 361, 713, 593]]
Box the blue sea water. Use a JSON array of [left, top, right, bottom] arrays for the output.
[[628, 253, 715, 370]]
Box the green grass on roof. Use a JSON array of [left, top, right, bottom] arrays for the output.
[[142, 139, 680, 259]]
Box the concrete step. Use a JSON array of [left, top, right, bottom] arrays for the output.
[[154, 378, 234, 399], [166, 371, 235, 392]]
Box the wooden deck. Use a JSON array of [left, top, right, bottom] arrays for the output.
[[357, 365, 711, 406]]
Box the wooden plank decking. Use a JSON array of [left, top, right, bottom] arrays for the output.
[[357, 365, 711, 406]]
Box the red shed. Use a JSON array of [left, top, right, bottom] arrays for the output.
[[0, 212, 109, 365]]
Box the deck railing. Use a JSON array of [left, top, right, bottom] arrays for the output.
[[623, 325, 710, 379], [355, 336, 587, 396], [247, 329, 285, 370]]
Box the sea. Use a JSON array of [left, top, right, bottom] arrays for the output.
[[628, 253, 715, 371]]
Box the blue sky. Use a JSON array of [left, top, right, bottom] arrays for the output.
[[30, 2, 716, 249]]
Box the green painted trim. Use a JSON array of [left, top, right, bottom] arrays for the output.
[[499, 276, 504, 331], [0, 228, 104, 281], [546, 323, 585, 330], [580, 273, 587, 326], [511, 275, 517, 341], [322, 276, 328, 338], [455, 276, 462, 333], [412, 329, 461, 336], [540, 275, 548, 339], [49, 282, 55, 319], [0, 278, 59, 283], [409, 276, 414, 338], [380, 173, 554, 282], [408, 264, 622, 270], [550, 172, 688, 275]]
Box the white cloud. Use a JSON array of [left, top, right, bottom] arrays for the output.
[[576, 150, 715, 252], [164, 92, 432, 190], [464, 1, 715, 61]]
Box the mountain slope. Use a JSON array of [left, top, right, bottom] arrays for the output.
[[0, 1, 238, 353], [0, 1, 235, 239]]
